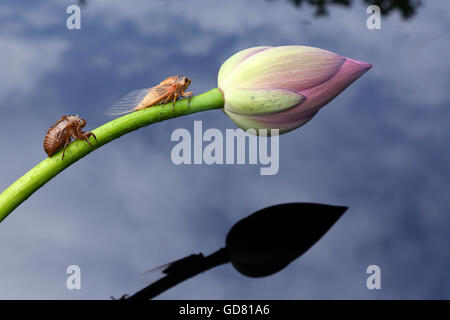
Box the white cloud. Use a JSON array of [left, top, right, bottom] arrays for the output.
[[0, 2, 68, 104]]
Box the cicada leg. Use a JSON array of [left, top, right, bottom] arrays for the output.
[[82, 131, 97, 146], [61, 139, 71, 160], [88, 132, 97, 142], [182, 91, 193, 109], [172, 93, 179, 111]]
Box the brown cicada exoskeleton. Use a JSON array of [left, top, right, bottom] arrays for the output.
[[43, 115, 96, 160], [105, 76, 193, 116]]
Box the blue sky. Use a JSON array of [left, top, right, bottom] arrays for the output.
[[0, 0, 449, 299]]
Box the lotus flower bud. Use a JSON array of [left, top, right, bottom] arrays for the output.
[[218, 46, 372, 134]]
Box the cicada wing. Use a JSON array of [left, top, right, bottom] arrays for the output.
[[104, 88, 150, 116], [144, 83, 175, 106]]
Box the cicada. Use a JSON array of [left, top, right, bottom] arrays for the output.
[[105, 76, 193, 116], [43, 115, 96, 160]]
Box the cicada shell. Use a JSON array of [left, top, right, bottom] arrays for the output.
[[44, 115, 96, 160]]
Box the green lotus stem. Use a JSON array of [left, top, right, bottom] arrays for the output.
[[0, 88, 224, 223]]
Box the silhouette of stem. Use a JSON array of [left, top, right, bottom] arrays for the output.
[[128, 248, 230, 300], [0, 88, 224, 223]]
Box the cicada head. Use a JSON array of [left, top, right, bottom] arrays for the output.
[[67, 115, 86, 128], [178, 76, 191, 90], [78, 118, 86, 128]]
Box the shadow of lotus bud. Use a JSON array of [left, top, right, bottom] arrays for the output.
[[126, 202, 347, 299], [225, 203, 347, 277]]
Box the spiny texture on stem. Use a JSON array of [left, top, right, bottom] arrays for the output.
[[0, 88, 224, 222]]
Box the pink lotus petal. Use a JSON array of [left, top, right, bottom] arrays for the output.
[[218, 45, 372, 134], [246, 57, 372, 125], [225, 46, 346, 92], [218, 46, 271, 87]]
